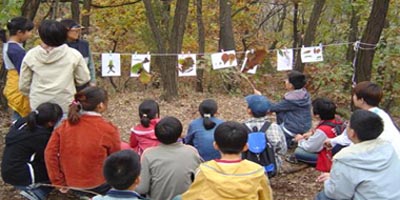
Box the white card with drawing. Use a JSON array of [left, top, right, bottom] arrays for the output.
[[301, 45, 323, 63], [241, 50, 258, 74], [102, 53, 121, 77], [131, 54, 151, 77], [277, 49, 293, 71], [211, 50, 238, 70], [178, 54, 197, 77]]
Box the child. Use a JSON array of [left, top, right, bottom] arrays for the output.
[[180, 121, 273, 200], [1, 102, 63, 200], [60, 19, 96, 88], [92, 150, 145, 200], [268, 70, 312, 147], [292, 98, 343, 172], [45, 87, 121, 197], [184, 99, 224, 161], [19, 20, 90, 114], [130, 99, 160, 155], [315, 110, 400, 200], [1, 17, 34, 120], [135, 116, 202, 200], [326, 81, 400, 159], [244, 94, 287, 170]]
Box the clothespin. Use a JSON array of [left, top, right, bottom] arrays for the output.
[[353, 41, 360, 51]]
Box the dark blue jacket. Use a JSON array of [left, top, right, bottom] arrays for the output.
[[270, 89, 312, 135]]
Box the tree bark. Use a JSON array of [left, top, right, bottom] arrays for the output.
[[71, 0, 80, 23], [294, 0, 326, 72], [346, 0, 360, 62], [21, 0, 41, 21], [354, 0, 389, 83], [292, 2, 299, 64], [219, 0, 235, 50], [196, 0, 205, 92], [81, 0, 91, 35]]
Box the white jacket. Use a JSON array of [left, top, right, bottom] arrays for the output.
[[19, 44, 90, 112]]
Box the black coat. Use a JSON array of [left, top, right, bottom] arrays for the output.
[[1, 118, 53, 186]]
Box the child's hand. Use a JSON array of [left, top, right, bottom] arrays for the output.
[[316, 172, 330, 183], [303, 132, 312, 139], [294, 134, 304, 142], [253, 89, 262, 95], [324, 139, 333, 150]]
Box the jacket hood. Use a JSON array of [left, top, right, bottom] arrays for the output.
[[34, 44, 69, 64], [334, 139, 395, 172], [6, 118, 52, 145], [284, 88, 311, 107], [199, 160, 265, 198]]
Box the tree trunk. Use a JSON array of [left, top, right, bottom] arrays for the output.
[[346, 0, 360, 62], [196, 0, 205, 92], [292, 2, 299, 64], [219, 0, 235, 50], [71, 0, 80, 23], [294, 0, 326, 72], [354, 0, 390, 83], [21, 0, 41, 21], [81, 0, 91, 35], [50, 0, 60, 20]]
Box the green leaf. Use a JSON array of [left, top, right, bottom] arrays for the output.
[[131, 63, 143, 74], [139, 71, 152, 84]]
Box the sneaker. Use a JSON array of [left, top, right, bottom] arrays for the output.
[[20, 190, 40, 200], [285, 154, 299, 164]]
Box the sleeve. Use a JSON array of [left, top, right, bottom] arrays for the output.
[[258, 174, 273, 200], [18, 58, 32, 96], [129, 128, 139, 149], [184, 122, 195, 145], [44, 129, 66, 186], [7, 46, 26, 73], [104, 125, 121, 155], [74, 55, 90, 86], [181, 169, 206, 198], [269, 99, 296, 112], [330, 128, 352, 147], [298, 129, 327, 152], [267, 124, 287, 155], [87, 47, 96, 83], [324, 161, 358, 199], [135, 153, 151, 195]]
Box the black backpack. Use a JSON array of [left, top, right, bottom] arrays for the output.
[[242, 121, 277, 178], [319, 121, 347, 136]]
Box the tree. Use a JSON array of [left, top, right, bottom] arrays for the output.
[[219, 0, 235, 50], [196, 0, 205, 92], [143, 0, 190, 101], [21, 0, 41, 20], [354, 0, 390, 83], [71, 0, 80, 23], [81, 0, 91, 35]]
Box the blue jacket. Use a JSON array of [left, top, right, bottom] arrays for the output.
[[269, 88, 311, 135], [184, 117, 223, 161]]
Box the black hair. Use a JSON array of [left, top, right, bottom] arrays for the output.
[[38, 20, 67, 47], [288, 70, 306, 89], [214, 121, 248, 154], [0, 16, 34, 43], [350, 110, 383, 142], [60, 19, 77, 29], [199, 99, 218, 130], [155, 116, 182, 144], [27, 102, 63, 131], [138, 99, 159, 128], [68, 86, 108, 125], [353, 81, 383, 107], [103, 150, 141, 190], [312, 98, 336, 120]]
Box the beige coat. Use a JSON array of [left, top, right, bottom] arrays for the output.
[[19, 44, 90, 113]]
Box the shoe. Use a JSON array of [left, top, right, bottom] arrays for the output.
[[285, 154, 299, 164], [20, 190, 39, 200]]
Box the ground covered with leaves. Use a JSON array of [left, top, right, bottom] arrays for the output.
[[0, 89, 323, 199]]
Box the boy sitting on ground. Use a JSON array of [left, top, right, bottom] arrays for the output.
[[179, 121, 272, 200], [92, 150, 145, 200]]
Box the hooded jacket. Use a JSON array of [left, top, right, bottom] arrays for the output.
[[182, 159, 272, 200], [19, 44, 90, 113], [130, 118, 160, 155], [1, 118, 53, 186], [270, 88, 312, 135], [324, 139, 400, 200]]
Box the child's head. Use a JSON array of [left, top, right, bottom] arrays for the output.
[[60, 19, 82, 41], [312, 98, 336, 120], [214, 121, 248, 154], [103, 150, 141, 190], [348, 109, 383, 143], [68, 87, 108, 124], [245, 95, 271, 118], [0, 16, 34, 43], [27, 102, 63, 131], [287, 70, 306, 90], [199, 99, 218, 130], [155, 116, 182, 144], [353, 81, 382, 107], [38, 20, 67, 47], [138, 99, 159, 128]]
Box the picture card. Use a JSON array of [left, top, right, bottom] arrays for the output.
[[277, 49, 293, 71], [131, 54, 151, 77], [178, 53, 197, 77], [102, 53, 121, 77], [241, 50, 258, 74], [301, 45, 324, 63], [211, 50, 238, 70]]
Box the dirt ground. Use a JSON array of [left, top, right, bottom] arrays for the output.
[[0, 89, 323, 200]]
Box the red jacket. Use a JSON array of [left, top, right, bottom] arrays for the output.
[[316, 120, 342, 172], [45, 113, 121, 188], [130, 118, 160, 155]]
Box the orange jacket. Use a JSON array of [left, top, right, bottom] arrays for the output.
[[45, 114, 121, 188]]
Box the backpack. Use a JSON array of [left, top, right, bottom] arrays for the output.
[[242, 121, 277, 178], [319, 120, 347, 136]]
